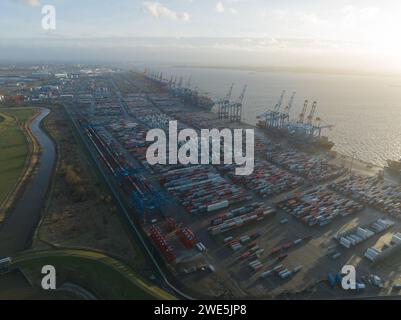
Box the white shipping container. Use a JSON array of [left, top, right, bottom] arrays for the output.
[[273, 264, 283, 271], [392, 233, 401, 245], [249, 260, 260, 267], [279, 271, 292, 279], [293, 239, 302, 245], [260, 270, 273, 278], [293, 265, 303, 273], [340, 237, 351, 248]]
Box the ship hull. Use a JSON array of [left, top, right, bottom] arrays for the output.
[[386, 160, 401, 171]]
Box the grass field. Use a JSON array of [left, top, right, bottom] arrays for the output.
[[12, 249, 175, 300], [4, 109, 37, 123], [0, 108, 36, 205]]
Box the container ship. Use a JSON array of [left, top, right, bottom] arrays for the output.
[[256, 120, 334, 151], [386, 158, 401, 172], [257, 94, 335, 151]]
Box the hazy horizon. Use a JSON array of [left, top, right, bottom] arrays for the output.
[[2, 0, 401, 74]]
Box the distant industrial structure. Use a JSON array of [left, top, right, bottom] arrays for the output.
[[145, 70, 215, 111], [257, 91, 334, 149], [145, 70, 332, 148], [217, 83, 247, 123], [144, 70, 249, 122]]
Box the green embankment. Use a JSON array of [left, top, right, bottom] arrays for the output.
[[12, 249, 175, 300], [0, 109, 36, 205], [4, 109, 37, 123]]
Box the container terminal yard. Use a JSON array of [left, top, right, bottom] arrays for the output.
[[11, 67, 401, 299]]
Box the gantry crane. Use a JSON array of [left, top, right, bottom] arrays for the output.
[[257, 90, 286, 128], [178, 76, 183, 88], [280, 91, 296, 127], [218, 83, 234, 119], [298, 99, 309, 123], [270, 90, 286, 127], [229, 85, 247, 122], [307, 101, 317, 125]]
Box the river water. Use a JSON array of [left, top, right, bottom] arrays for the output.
[[0, 108, 55, 256], [157, 66, 401, 167]]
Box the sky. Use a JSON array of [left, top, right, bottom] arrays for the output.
[[1, 0, 401, 73]]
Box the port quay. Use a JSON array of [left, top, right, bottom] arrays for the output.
[[4, 66, 401, 302], [42, 69, 401, 300]]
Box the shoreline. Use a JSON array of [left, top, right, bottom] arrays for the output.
[[238, 115, 385, 174], [0, 107, 41, 222], [0, 107, 56, 257], [157, 67, 401, 171], [174, 64, 401, 79], [224, 113, 386, 177], [232, 109, 386, 176]]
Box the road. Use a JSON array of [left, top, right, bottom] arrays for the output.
[[62, 103, 194, 300], [0, 108, 56, 257]]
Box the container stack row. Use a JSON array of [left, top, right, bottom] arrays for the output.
[[149, 225, 176, 263], [335, 218, 394, 249], [228, 160, 304, 197], [208, 206, 276, 235], [106, 119, 149, 164], [365, 233, 401, 262], [329, 175, 401, 219], [260, 264, 302, 280], [267, 149, 346, 182], [223, 231, 261, 252], [160, 166, 249, 214], [94, 102, 122, 117], [277, 188, 364, 227]]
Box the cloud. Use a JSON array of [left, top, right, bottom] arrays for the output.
[[266, 9, 324, 25], [342, 5, 379, 18], [142, 2, 190, 21], [296, 12, 321, 24], [216, 1, 225, 13], [229, 8, 238, 14], [11, 0, 41, 6], [341, 5, 379, 26], [216, 1, 238, 14], [271, 9, 288, 21]]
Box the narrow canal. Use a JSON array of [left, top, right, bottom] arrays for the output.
[[0, 108, 55, 256]]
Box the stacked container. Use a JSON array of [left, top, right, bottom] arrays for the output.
[[228, 160, 304, 197], [149, 225, 176, 263], [176, 227, 197, 249], [267, 148, 346, 182], [335, 218, 394, 249], [277, 187, 364, 227], [329, 174, 401, 219], [208, 207, 276, 235], [160, 166, 249, 214]]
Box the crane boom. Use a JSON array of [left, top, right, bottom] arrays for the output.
[[225, 83, 234, 101], [284, 91, 296, 114], [307, 101, 317, 124], [238, 85, 247, 103], [273, 90, 286, 112], [299, 99, 309, 123]]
